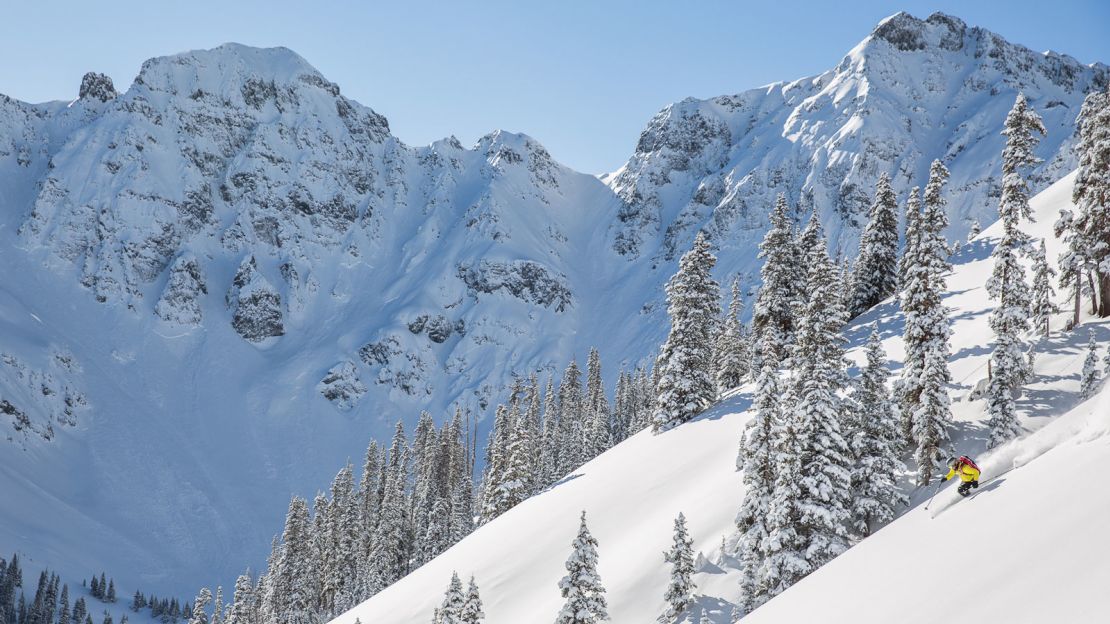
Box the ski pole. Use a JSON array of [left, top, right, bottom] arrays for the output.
[[923, 479, 943, 510]]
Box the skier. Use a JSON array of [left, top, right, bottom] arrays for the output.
[[940, 456, 981, 497]]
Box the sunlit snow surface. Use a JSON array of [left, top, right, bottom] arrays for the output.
[[337, 174, 1110, 622]]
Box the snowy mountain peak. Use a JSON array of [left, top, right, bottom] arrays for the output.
[[78, 72, 118, 103], [608, 11, 1108, 271], [133, 43, 328, 98], [868, 11, 969, 53]]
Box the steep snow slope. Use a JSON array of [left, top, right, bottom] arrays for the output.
[[608, 12, 1108, 274], [336, 173, 1107, 622], [744, 388, 1110, 623]]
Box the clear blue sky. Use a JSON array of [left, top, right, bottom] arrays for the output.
[[2, 1, 1107, 174]]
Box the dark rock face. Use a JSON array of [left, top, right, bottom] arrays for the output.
[[155, 255, 208, 325], [407, 314, 456, 343], [317, 361, 367, 410], [457, 260, 573, 312], [227, 257, 284, 342], [79, 72, 118, 102]]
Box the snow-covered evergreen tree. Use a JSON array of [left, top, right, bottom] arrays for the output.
[[968, 219, 981, 240], [556, 511, 608, 624], [367, 423, 410, 593], [1031, 240, 1060, 339], [849, 330, 907, 536], [901, 161, 954, 484], [461, 576, 484, 624], [660, 513, 695, 623], [654, 233, 720, 431], [1069, 84, 1110, 317], [189, 588, 211, 624], [585, 348, 611, 460], [735, 337, 778, 612], [986, 94, 1044, 449], [436, 572, 466, 624], [482, 401, 534, 520], [224, 572, 252, 624], [760, 385, 809, 601], [715, 277, 748, 393], [788, 219, 852, 569], [1081, 336, 1101, 399], [753, 194, 797, 362], [850, 172, 901, 317], [558, 360, 586, 474]]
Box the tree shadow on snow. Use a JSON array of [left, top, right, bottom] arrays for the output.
[[680, 595, 740, 624]]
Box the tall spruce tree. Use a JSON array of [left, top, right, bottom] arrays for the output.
[[986, 94, 1044, 449], [660, 513, 695, 623], [849, 331, 907, 536], [436, 573, 465, 624], [1069, 84, 1110, 316], [753, 194, 798, 362], [461, 576, 484, 624], [1031, 240, 1060, 338], [557, 360, 586, 474], [654, 233, 721, 431], [555, 511, 608, 624], [189, 588, 211, 624], [735, 337, 779, 613], [851, 172, 901, 317], [901, 161, 954, 484], [789, 220, 852, 569], [715, 277, 748, 393]]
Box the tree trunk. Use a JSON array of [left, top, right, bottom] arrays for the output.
[[1073, 269, 1082, 329], [1099, 272, 1110, 318], [1087, 271, 1098, 314]]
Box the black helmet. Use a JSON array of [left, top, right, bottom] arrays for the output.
[[947, 457, 959, 469]]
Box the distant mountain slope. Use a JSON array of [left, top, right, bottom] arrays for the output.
[[335, 173, 1109, 623], [607, 12, 1108, 273]]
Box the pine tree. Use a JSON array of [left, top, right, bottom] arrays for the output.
[[760, 385, 809, 601], [660, 513, 695, 623], [753, 194, 798, 361], [986, 95, 1044, 449], [211, 587, 224, 624], [367, 423, 410, 594], [851, 172, 901, 317], [850, 331, 907, 536], [461, 576, 484, 624], [556, 512, 608, 624], [59, 584, 71, 624], [1031, 240, 1060, 338], [735, 336, 779, 612], [715, 277, 748, 393], [224, 572, 252, 624], [901, 161, 954, 484], [789, 219, 852, 568], [539, 377, 561, 488], [557, 360, 585, 475], [1081, 337, 1101, 399], [585, 348, 612, 461], [654, 233, 721, 431], [189, 588, 211, 624], [436, 573, 465, 624], [1070, 84, 1110, 317]]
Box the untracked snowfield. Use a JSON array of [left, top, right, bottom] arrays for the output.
[[335, 172, 1110, 623]]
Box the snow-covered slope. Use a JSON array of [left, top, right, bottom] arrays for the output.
[[335, 172, 1110, 622], [608, 12, 1108, 274]]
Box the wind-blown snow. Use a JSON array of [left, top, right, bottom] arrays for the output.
[[335, 172, 1110, 622]]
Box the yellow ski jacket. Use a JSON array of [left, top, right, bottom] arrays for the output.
[[944, 463, 980, 483]]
